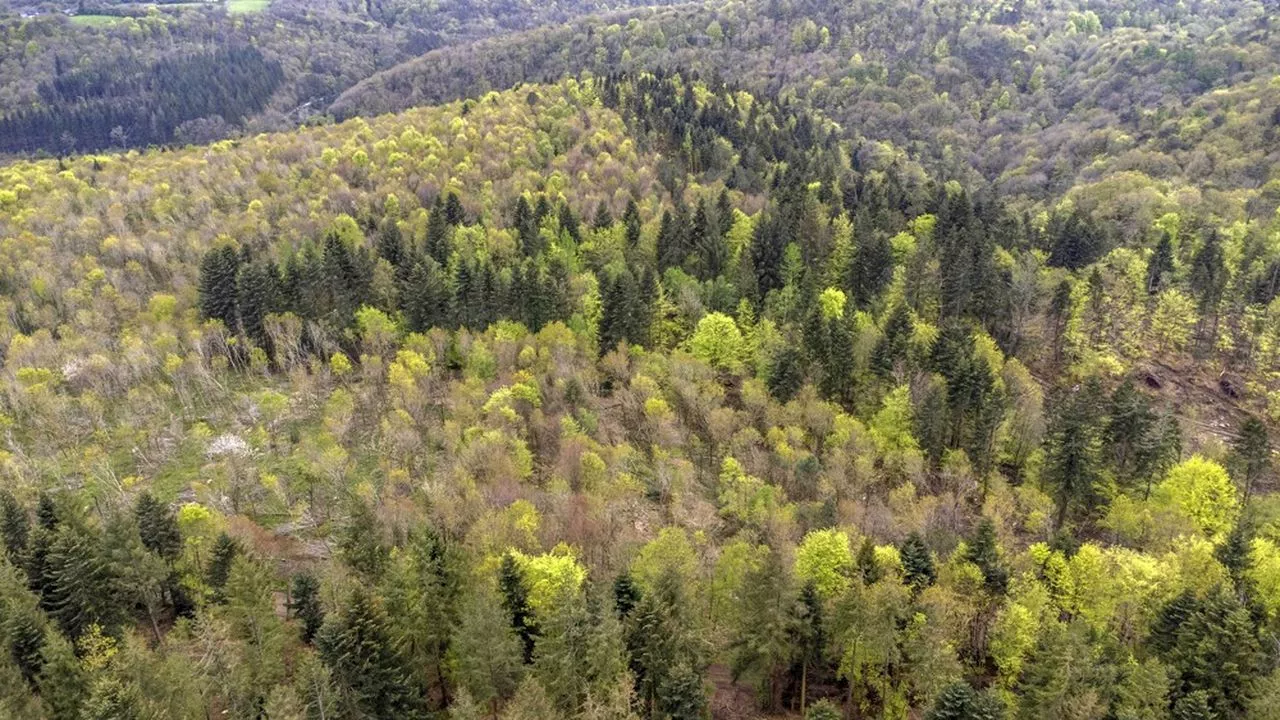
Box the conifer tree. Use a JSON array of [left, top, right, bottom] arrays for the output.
[[426, 200, 454, 264], [206, 532, 240, 602], [926, 682, 1003, 720], [317, 587, 422, 718], [623, 199, 642, 252], [288, 573, 324, 645], [338, 500, 388, 580], [964, 519, 1008, 596], [1230, 415, 1270, 501], [453, 587, 524, 716], [731, 547, 795, 713], [613, 572, 640, 620], [1044, 380, 1106, 531], [199, 244, 241, 330], [592, 202, 614, 230], [443, 191, 466, 226], [37, 633, 88, 720], [134, 492, 181, 563], [499, 553, 539, 665], [767, 346, 805, 403], [1146, 231, 1175, 294], [514, 196, 541, 257], [45, 527, 121, 639], [626, 566, 707, 720], [900, 532, 936, 593], [792, 582, 825, 716], [0, 491, 28, 563]]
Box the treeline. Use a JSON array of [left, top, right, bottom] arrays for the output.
[[0, 45, 282, 153]]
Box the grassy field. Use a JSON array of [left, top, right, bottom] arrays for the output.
[[227, 0, 270, 12]]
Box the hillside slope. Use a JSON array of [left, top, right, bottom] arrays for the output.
[[1, 69, 1280, 719]]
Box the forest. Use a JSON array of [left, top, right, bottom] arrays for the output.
[[0, 1, 1279, 720]]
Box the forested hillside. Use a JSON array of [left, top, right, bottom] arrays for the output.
[[1, 65, 1280, 719], [0, 0, 679, 154], [3, 0, 1280, 718]]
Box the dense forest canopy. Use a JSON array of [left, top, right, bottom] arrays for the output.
[[0, 1, 1279, 720]]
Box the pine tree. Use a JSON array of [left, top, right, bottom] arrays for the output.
[[37, 633, 89, 720], [871, 303, 913, 378], [900, 532, 936, 592], [926, 682, 1003, 720], [963, 519, 1008, 595], [848, 227, 892, 308], [0, 491, 28, 563], [514, 196, 541, 257], [1105, 379, 1154, 481], [623, 199, 642, 252], [855, 538, 881, 585], [767, 345, 805, 403], [206, 532, 240, 602], [499, 553, 539, 665], [2, 597, 45, 686], [317, 587, 423, 718], [1171, 690, 1214, 720], [453, 587, 524, 716], [791, 581, 825, 716], [1230, 415, 1270, 501], [237, 261, 281, 350], [134, 492, 181, 563], [1146, 231, 1175, 294], [626, 566, 707, 720], [443, 191, 466, 226], [288, 573, 324, 645], [199, 244, 241, 329], [45, 526, 121, 639], [591, 202, 614, 230], [403, 257, 451, 332], [731, 547, 795, 713], [425, 200, 454, 264], [1044, 381, 1105, 531], [613, 572, 640, 620], [533, 584, 630, 717], [375, 218, 404, 267], [338, 500, 388, 580]]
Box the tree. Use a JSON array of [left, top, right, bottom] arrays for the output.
[[199, 244, 241, 330], [1146, 232, 1175, 294], [454, 586, 524, 716], [207, 532, 240, 602], [1153, 588, 1264, 719], [0, 491, 28, 563], [1043, 381, 1106, 531], [626, 566, 707, 720], [964, 519, 1008, 596], [499, 553, 539, 665], [338, 500, 388, 579], [317, 587, 422, 718], [688, 312, 745, 375], [1230, 416, 1270, 501], [768, 346, 806, 403], [288, 573, 324, 644], [134, 493, 181, 563], [1156, 456, 1239, 541], [900, 533, 936, 593], [926, 682, 1003, 720], [731, 547, 795, 713], [44, 526, 121, 640], [792, 582, 826, 716]]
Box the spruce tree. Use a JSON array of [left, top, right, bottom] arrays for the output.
[[134, 492, 181, 563], [206, 532, 240, 602], [871, 303, 913, 378], [623, 199, 642, 252], [288, 573, 324, 644], [900, 532, 936, 592], [1044, 380, 1105, 531], [499, 553, 539, 665], [730, 547, 795, 713], [453, 586, 524, 715], [425, 200, 453, 264], [1230, 415, 1270, 501], [198, 244, 241, 330], [1146, 231, 1175, 294], [0, 491, 28, 563], [926, 682, 1003, 720], [591, 201, 614, 230], [317, 587, 422, 718], [964, 519, 1008, 596], [767, 346, 805, 403], [338, 500, 388, 580], [45, 526, 121, 639], [613, 572, 640, 620], [443, 191, 466, 226]]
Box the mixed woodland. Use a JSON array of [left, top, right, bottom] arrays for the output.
[[0, 1, 1279, 720]]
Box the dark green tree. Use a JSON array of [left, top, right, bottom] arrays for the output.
[[1146, 231, 1175, 294], [206, 532, 240, 602], [1044, 380, 1106, 531], [499, 553, 539, 665], [1229, 415, 1270, 501], [198, 244, 241, 329], [0, 491, 29, 563], [288, 572, 324, 644], [317, 587, 423, 718], [964, 519, 1008, 595], [134, 492, 181, 563], [338, 500, 388, 580], [926, 681, 1003, 720], [900, 532, 936, 593]]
